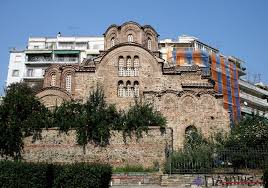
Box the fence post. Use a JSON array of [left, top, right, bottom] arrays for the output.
[[169, 147, 172, 175]]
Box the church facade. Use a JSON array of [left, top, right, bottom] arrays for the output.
[[36, 22, 230, 148]]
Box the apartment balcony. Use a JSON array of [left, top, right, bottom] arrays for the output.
[[240, 91, 268, 108], [25, 57, 53, 65], [54, 57, 79, 63], [241, 105, 268, 118], [239, 79, 268, 97]]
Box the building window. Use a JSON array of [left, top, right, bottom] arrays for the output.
[[148, 38, 152, 50], [128, 34, 133, 42], [118, 56, 140, 77], [133, 57, 139, 76], [15, 55, 22, 62], [12, 70, 19, 77], [65, 75, 72, 93], [126, 81, 132, 97], [27, 69, 33, 77], [51, 74, 56, 86], [111, 37, 115, 47], [185, 125, 198, 141], [118, 57, 124, 76], [126, 57, 132, 76], [118, 81, 124, 97], [134, 81, 139, 97]]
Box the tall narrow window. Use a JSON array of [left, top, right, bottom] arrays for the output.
[[65, 75, 72, 93], [118, 81, 124, 97], [118, 57, 124, 76], [128, 34, 133, 42], [133, 57, 139, 76], [134, 81, 139, 97], [111, 37, 115, 47], [148, 38, 152, 50], [51, 74, 56, 86], [126, 57, 132, 76], [27, 69, 34, 77], [126, 81, 131, 97]]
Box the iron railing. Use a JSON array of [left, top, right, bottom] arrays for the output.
[[168, 149, 268, 174]]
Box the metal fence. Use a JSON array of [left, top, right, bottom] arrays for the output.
[[167, 149, 268, 174]]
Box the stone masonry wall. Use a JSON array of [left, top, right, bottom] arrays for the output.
[[22, 127, 172, 168]]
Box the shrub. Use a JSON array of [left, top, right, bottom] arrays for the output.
[[0, 161, 49, 188], [53, 163, 112, 188], [0, 161, 112, 188], [264, 168, 268, 188]]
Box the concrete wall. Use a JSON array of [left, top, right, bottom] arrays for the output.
[[161, 174, 264, 188], [6, 52, 26, 86], [22, 127, 172, 168]]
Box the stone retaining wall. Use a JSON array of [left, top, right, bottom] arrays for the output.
[[21, 127, 172, 168]]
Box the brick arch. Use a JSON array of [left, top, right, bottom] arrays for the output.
[[61, 68, 76, 94], [44, 65, 61, 88], [199, 94, 216, 114], [36, 87, 72, 108], [178, 93, 198, 113]]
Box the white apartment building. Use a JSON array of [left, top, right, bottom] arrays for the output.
[[6, 34, 104, 89]]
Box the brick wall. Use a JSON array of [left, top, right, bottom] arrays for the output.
[[22, 127, 172, 168]]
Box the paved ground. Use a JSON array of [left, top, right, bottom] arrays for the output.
[[111, 185, 180, 188]]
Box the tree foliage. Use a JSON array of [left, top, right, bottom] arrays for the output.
[[225, 113, 268, 150], [118, 100, 166, 141], [0, 83, 167, 159], [0, 83, 49, 159]]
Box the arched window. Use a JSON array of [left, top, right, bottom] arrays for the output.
[[118, 80, 124, 97], [118, 57, 124, 76], [133, 57, 139, 76], [111, 37, 115, 47], [51, 74, 56, 86], [126, 81, 132, 97], [128, 34, 133, 42], [126, 57, 132, 76], [65, 75, 72, 93], [134, 81, 139, 97], [185, 125, 198, 141], [148, 38, 152, 50]]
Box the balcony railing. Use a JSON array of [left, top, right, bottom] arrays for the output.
[[241, 105, 268, 118], [239, 79, 268, 96], [54, 57, 79, 63], [27, 57, 52, 62], [240, 92, 268, 108]]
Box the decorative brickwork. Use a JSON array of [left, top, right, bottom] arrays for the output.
[[37, 21, 230, 150]]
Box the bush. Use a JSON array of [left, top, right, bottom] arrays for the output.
[[0, 161, 49, 188], [264, 168, 268, 188], [0, 161, 112, 188], [53, 163, 112, 188]]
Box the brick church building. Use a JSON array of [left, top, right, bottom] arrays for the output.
[[36, 21, 230, 148]]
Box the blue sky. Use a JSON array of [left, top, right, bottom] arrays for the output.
[[0, 0, 268, 95]]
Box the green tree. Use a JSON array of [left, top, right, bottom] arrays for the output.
[[119, 100, 166, 141], [0, 83, 48, 159], [77, 86, 121, 147], [225, 113, 268, 150]]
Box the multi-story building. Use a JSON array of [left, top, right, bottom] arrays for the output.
[[0, 96, 3, 105], [159, 35, 268, 120], [6, 34, 104, 90], [239, 79, 268, 118]]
